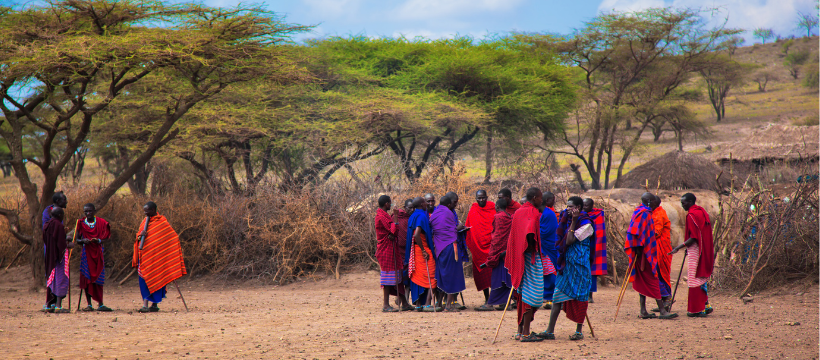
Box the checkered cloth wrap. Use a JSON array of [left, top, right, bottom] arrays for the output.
[[587, 209, 607, 275], [625, 205, 658, 280]]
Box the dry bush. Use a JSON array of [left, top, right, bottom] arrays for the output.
[[711, 170, 819, 294]]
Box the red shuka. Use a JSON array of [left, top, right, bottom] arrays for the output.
[[465, 201, 496, 291], [375, 208, 400, 272], [505, 202, 541, 290], [685, 204, 715, 279], [486, 209, 514, 268], [132, 214, 186, 294], [78, 217, 111, 283], [393, 209, 411, 269]]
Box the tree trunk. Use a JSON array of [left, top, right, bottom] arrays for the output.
[[569, 164, 587, 191], [483, 131, 493, 184]]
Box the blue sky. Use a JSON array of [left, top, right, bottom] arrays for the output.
[[202, 0, 818, 43]]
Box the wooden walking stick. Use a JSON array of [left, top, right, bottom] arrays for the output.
[[668, 250, 688, 312], [491, 287, 515, 344], [614, 258, 636, 320], [585, 315, 596, 338], [423, 248, 436, 311], [67, 219, 79, 313], [172, 280, 189, 312]]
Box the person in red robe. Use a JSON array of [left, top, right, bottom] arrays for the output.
[[133, 202, 186, 313], [625, 193, 677, 319], [77, 203, 112, 311], [650, 195, 673, 312], [498, 188, 522, 213], [465, 190, 496, 310], [393, 199, 414, 302], [43, 206, 74, 313], [506, 187, 545, 342], [375, 195, 411, 312], [670, 193, 715, 317]]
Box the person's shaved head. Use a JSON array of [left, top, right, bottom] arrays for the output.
[[476, 190, 489, 208], [50, 206, 64, 220], [543, 191, 555, 208], [412, 197, 427, 211], [424, 193, 436, 212], [525, 187, 543, 207], [583, 198, 594, 213], [640, 192, 654, 206], [445, 191, 459, 208], [649, 194, 661, 210]]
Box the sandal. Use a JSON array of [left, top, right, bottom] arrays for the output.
[[569, 332, 584, 341], [138, 306, 151, 313], [54, 307, 70, 314], [639, 313, 657, 319], [475, 304, 495, 311], [514, 333, 521, 341], [535, 331, 555, 340], [81, 305, 94, 312], [454, 302, 467, 311], [149, 305, 159, 312], [41, 305, 54, 313], [687, 311, 708, 317], [705, 305, 714, 315], [520, 333, 544, 342], [97, 305, 113, 312], [400, 305, 415, 312], [650, 307, 661, 313], [382, 306, 400, 313], [659, 313, 678, 319], [443, 307, 460, 312], [421, 305, 442, 312], [542, 301, 553, 310]]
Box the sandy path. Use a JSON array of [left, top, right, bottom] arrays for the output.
[[0, 253, 817, 359]]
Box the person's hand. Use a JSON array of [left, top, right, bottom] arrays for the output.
[[668, 248, 679, 256], [570, 208, 580, 220], [457, 224, 465, 231], [138, 230, 147, 239], [422, 251, 429, 261]]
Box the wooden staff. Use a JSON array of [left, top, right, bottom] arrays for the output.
[[172, 280, 189, 312], [423, 248, 436, 311], [614, 257, 636, 320], [77, 289, 83, 311], [491, 287, 515, 344], [668, 250, 688, 312], [67, 219, 79, 313], [585, 315, 596, 338]]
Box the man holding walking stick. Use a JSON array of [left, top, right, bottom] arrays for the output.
[[405, 197, 441, 312], [133, 201, 187, 313]]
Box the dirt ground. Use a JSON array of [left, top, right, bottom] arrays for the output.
[[0, 253, 817, 360]]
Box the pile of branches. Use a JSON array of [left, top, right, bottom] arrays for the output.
[[712, 169, 819, 294]]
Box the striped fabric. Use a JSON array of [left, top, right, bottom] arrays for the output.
[[80, 247, 105, 286], [380, 270, 401, 286], [542, 254, 556, 276], [517, 252, 544, 308], [132, 214, 186, 294], [687, 243, 708, 288], [46, 249, 69, 288], [587, 209, 608, 275], [553, 237, 591, 303]]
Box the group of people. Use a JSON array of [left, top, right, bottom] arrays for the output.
[[374, 187, 715, 342], [40, 192, 187, 314]]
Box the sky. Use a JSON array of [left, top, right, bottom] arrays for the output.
[[200, 0, 819, 43]]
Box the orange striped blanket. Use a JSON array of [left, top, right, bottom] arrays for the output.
[[132, 214, 186, 293]]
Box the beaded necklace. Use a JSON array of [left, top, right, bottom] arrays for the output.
[[84, 216, 96, 229]]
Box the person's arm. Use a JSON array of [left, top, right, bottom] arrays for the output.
[[565, 208, 580, 246], [526, 233, 536, 253], [412, 227, 430, 260], [670, 238, 697, 255]]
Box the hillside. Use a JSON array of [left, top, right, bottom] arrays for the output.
[[551, 36, 819, 187]]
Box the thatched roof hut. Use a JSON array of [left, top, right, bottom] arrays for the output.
[[710, 124, 819, 164], [616, 151, 729, 192]]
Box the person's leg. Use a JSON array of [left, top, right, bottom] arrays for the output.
[[589, 275, 597, 303], [382, 286, 392, 310], [86, 290, 93, 306], [545, 302, 562, 335], [639, 295, 649, 317], [55, 296, 64, 308], [483, 288, 490, 303], [575, 323, 583, 334], [521, 309, 534, 335]]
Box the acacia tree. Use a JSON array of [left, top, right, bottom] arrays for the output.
[[699, 55, 751, 121], [522, 8, 740, 189], [753, 28, 775, 43], [0, 0, 308, 283], [796, 11, 819, 37]]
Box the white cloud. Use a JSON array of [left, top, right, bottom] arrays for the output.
[[596, 0, 816, 39], [395, 0, 525, 20], [302, 0, 366, 18]]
